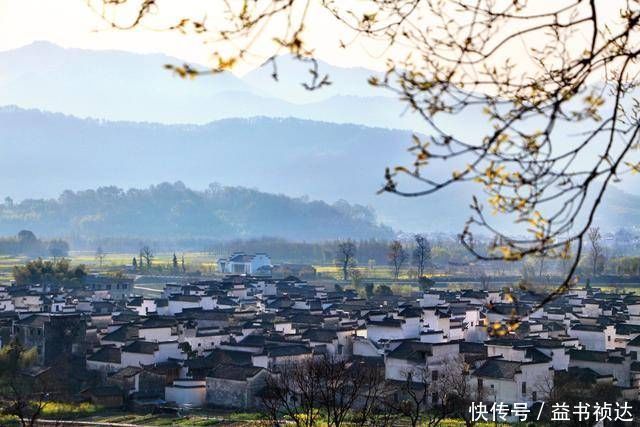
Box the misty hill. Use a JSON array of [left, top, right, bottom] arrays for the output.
[[0, 106, 473, 232], [0, 42, 425, 130], [0, 182, 393, 241]]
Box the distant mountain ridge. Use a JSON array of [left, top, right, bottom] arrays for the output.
[[2, 105, 638, 234], [0, 41, 426, 130], [1, 106, 464, 232], [0, 182, 393, 241]]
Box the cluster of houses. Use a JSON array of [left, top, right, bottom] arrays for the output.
[[1, 271, 640, 415]]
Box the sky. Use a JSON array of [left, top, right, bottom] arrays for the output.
[[0, 0, 391, 74]]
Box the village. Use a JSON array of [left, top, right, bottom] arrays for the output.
[[0, 249, 639, 425]]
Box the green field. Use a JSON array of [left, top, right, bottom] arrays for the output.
[[69, 251, 219, 273], [0, 255, 27, 286]]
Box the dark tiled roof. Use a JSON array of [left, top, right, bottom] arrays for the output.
[[109, 366, 142, 380], [122, 340, 158, 355], [387, 341, 433, 363], [207, 363, 263, 381], [185, 349, 254, 370], [569, 349, 623, 364], [229, 253, 256, 263], [525, 348, 552, 363], [140, 317, 177, 329], [16, 314, 48, 327], [262, 344, 311, 357], [302, 328, 338, 343], [88, 346, 121, 364], [460, 341, 487, 355], [571, 324, 606, 332], [557, 367, 608, 384], [102, 326, 139, 343], [398, 307, 422, 318], [627, 335, 640, 347], [473, 359, 521, 380], [368, 318, 404, 327]]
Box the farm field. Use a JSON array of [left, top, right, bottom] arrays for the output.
[[69, 251, 219, 273], [3, 252, 640, 297], [0, 255, 28, 286]]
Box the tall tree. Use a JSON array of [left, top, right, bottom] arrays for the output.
[[47, 239, 69, 261], [0, 341, 48, 427], [412, 234, 431, 278], [95, 246, 107, 268], [587, 226, 604, 277], [172, 253, 179, 271], [132, 256, 138, 270], [336, 240, 356, 281], [388, 240, 407, 280], [140, 246, 154, 269]]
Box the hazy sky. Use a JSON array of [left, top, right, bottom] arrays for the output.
[[0, 0, 391, 74]]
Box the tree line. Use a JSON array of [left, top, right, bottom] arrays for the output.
[[336, 234, 433, 281], [0, 230, 69, 259]]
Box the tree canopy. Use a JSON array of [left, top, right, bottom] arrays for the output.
[[13, 258, 87, 288]]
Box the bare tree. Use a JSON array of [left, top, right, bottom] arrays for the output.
[[385, 366, 452, 427], [95, 246, 106, 268], [317, 357, 365, 427], [92, 1, 640, 319], [140, 246, 154, 269], [587, 226, 604, 277], [0, 341, 51, 427], [336, 240, 356, 281], [260, 358, 322, 427], [413, 234, 431, 278], [438, 355, 488, 427], [261, 356, 392, 427], [538, 370, 621, 425], [351, 363, 396, 427], [388, 368, 430, 427], [388, 240, 407, 280]]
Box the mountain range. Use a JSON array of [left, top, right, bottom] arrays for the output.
[[0, 106, 476, 232], [0, 41, 425, 131], [1, 42, 639, 238]]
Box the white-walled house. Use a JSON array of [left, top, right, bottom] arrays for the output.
[[568, 324, 615, 351], [384, 341, 460, 382], [218, 253, 271, 275], [353, 336, 385, 358], [568, 349, 632, 387], [367, 316, 421, 343], [168, 295, 201, 315], [138, 318, 177, 342], [471, 359, 553, 404], [182, 328, 228, 355], [121, 340, 184, 367], [627, 297, 640, 324], [251, 344, 312, 369], [127, 298, 157, 316], [87, 346, 122, 373], [0, 297, 14, 312]]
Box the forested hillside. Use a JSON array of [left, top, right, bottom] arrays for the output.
[[0, 182, 393, 241]]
